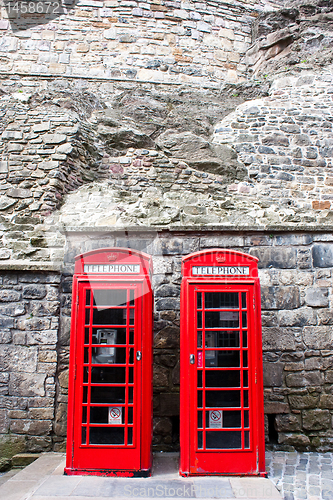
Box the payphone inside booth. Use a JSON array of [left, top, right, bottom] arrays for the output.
[[65, 248, 153, 477], [180, 249, 265, 476]]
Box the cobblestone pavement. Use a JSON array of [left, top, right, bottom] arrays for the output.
[[267, 451, 333, 500]]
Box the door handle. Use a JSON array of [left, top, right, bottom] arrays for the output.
[[190, 354, 195, 364], [136, 351, 142, 361]]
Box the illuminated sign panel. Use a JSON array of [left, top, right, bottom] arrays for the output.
[[192, 266, 250, 276]]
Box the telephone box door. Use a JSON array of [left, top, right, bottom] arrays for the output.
[[65, 248, 153, 476], [73, 282, 142, 470], [180, 250, 265, 476]]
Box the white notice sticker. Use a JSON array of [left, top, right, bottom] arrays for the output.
[[209, 410, 223, 428], [108, 406, 122, 425]]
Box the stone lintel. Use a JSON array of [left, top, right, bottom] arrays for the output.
[[59, 224, 333, 234], [0, 261, 61, 272]]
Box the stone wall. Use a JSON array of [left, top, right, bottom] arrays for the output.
[[213, 71, 333, 215], [1, 71, 333, 268], [0, 271, 60, 456], [0, 0, 265, 85]]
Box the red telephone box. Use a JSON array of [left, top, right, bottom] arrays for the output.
[[65, 248, 153, 477], [180, 249, 265, 476]]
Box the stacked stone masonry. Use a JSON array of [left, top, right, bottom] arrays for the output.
[[0, 0, 268, 84], [0, 272, 61, 455]]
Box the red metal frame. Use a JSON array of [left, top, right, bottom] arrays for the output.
[[180, 249, 265, 476], [65, 248, 153, 477]]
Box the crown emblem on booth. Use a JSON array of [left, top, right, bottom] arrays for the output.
[[216, 254, 226, 263], [107, 253, 118, 261]]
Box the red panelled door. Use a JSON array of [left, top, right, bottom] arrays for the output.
[[72, 282, 142, 470], [188, 284, 259, 474]]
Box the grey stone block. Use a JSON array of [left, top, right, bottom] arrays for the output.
[[0, 290, 21, 302], [275, 414, 301, 432], [155, 298, 180, 311], [250, 247, 297, 269], [312, 244, 333, 268], [278, 307, 316, 327], [305, 287, 329, 307], [302, 409, 331, 430], [263, 327, 297, 351], [263, 362, 284, 387], [9, 373, 46, 397], [22, 285, 47, 299], [302, 326, 333, 349], [286, 370, 324, 388], [261, 286, 300, 310]]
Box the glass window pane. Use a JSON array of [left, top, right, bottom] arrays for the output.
[[90, 406, 109, 424], [206, 390, 240, 408], [128, 407, 133, 424], [82, 386, 88, 403], [244, 430, 250, 448], [205, 350, 240, 368], [243, 351, 248, 368], [93, 289, 127, 307], [197, 312, 202, 328], [244, 410, 249, 428], [242, 312, 247, 328], [83, 367, 89, 383], [198, 411, 202, 428], [206, 431, 241, 449], [85, 309, 91, 325], [85, 328, 89, 344], [205, 370, 240, 388], [205, 331, 239, 348], [198, 390, 203, 408], [205, 311, 239, 328], [89, 427, 124, 445], [129, 309, 134, 325], [197, 293, 202, 309], [81, 427, 86, 444], [197, 331, 202, 348], [129, 367, 133, 384], [243, 371, 248, 387], [91, 386, 125, 404], [91, 367, 126, 383], [129, 386, 133, 404], [92, 328, 126, 345], [197, 371, 202, 388], [86, 290, 91, 306], [84, 348, 89, 364], [91, 347, 126, 365], [93, 308, 126, 325], [129, 348, 134, 364], [223, 410, 241, 428], [198, 431, 203, 449], [129, 329, 134, 345], [82, 407, 87, 424], [205, 293, 239, 309], [243, 331, 247, 347], [244, 390, 249, 407], [129, 289, 135, 306], [242, 293, 246, 309], [128, 427, 133, 445]]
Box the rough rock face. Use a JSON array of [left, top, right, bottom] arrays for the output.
[[247, 0, 333, 76]]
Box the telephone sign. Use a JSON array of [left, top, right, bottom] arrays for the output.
[[65, 248, 153, 477], [180, 249, 265, 476]]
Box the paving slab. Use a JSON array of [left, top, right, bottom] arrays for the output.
[[0, 452, 282, 500]]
